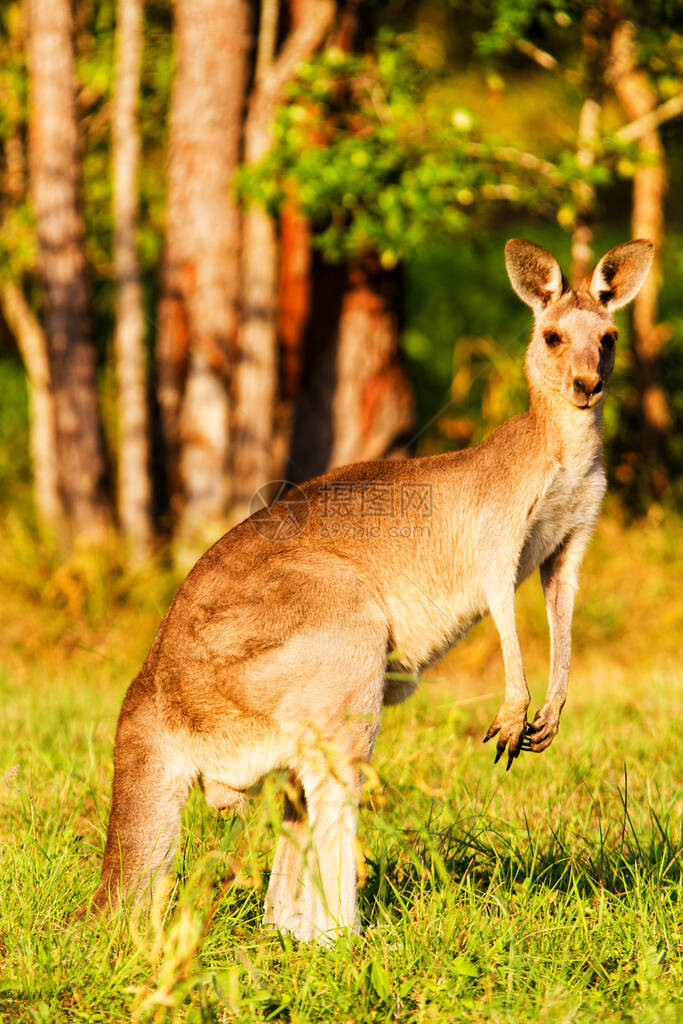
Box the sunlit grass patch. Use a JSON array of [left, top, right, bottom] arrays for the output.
[[0, 514, 681, 1021]]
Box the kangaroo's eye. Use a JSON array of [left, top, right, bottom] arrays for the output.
[[601, 333, 616, 350], [544, 331, 562, 348]]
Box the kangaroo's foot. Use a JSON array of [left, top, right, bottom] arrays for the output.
[[483, 700, 529, 770], [522, 702, 561, 753]]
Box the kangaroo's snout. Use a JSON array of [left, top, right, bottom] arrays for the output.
[[567, 332, 614, 408], [571, 373, 604, 407]]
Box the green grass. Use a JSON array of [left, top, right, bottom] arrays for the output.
[[0, 511, 682, 1023]]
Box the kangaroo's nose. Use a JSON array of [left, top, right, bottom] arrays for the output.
[[573, 376, 603, 398]]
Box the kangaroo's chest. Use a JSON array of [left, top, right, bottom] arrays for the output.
[[518, 462, 597, 579]]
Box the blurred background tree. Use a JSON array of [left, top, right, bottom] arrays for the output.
[[0, 0, 680, 563]]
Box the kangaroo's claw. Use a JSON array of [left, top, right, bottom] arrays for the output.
[[521, 703, 561, 752], [484, 701, 529, 769]]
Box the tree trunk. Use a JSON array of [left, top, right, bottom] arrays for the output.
[[289, 255, 343, 481], [285, 0, 413, 481], [609, 21, 670, 494], [272, 197, 312, 481], [571, 97, 601, 285], [290, 258, 414, 480], [328, 263, 415, 468], [0, 281, 60, 526], [231, 0, 280, 520], [113, 0, 153, 560], [231, 0, 335, 519], [270, 0, 318, 482], [570, 5, 619, 285], [2, 9, 59, 529], [157, 0, 250, 557], [26, 0, 112, 541], [155, 266, 187, 510]]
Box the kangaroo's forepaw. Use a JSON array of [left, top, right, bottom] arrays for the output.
[[483, 701, 529, 770], [521, 703, 561, 752]]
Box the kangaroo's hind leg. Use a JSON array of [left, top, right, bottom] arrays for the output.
[[89, 678, 195, 911], [297, 762, 362, 943], [263, 709, 381, 942], [263, 773, 308, 934], [262, 583, 387, 942]]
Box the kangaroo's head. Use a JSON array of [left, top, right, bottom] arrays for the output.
[[505, 238, 653, 410]]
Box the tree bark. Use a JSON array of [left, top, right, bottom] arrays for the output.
[[289, 255, 344, 481], [272, 196, 312, 481], [286, 0, 414, 480], [571, 97, 601, 285], [113, 0, 153, 560], [270, 0, 319, 481], [0, 281, 60, 526], [231, 0, 280, 519], [157, 0, 250, 556], [290, 259, 414, 479], [570, 5, 619, 285], [609, 21, 670, 493], [328, 263, 415, 468], [26, 0, 112, 541], [231, 0, 335, 520], [1, 8, 59, 529]]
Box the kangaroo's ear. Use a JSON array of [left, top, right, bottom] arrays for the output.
[[505, 239, 565, 311], [588, 239, 654, 310]]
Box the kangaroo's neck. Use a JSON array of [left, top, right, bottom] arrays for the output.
[[527, 385, 603, 469]]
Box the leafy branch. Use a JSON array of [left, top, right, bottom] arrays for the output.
[[238, 35, 601, 265]]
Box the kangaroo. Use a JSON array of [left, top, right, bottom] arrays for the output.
[[89, 238, 652, 941]]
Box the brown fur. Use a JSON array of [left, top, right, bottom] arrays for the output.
[[89, 239, 653, 941]]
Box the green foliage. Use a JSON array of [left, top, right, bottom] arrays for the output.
[[475, 0, 683, 76], [0, 1, 679, 516], [238, 34, 597, 265], [0, 355, 30, 509], [0, 2, 34, 281], [473, 0, 579, 60], [404, 236, 531, 449]]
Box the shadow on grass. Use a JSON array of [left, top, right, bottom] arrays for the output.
[[186, 769, 682, 933], [359, 791, 682, 925]]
